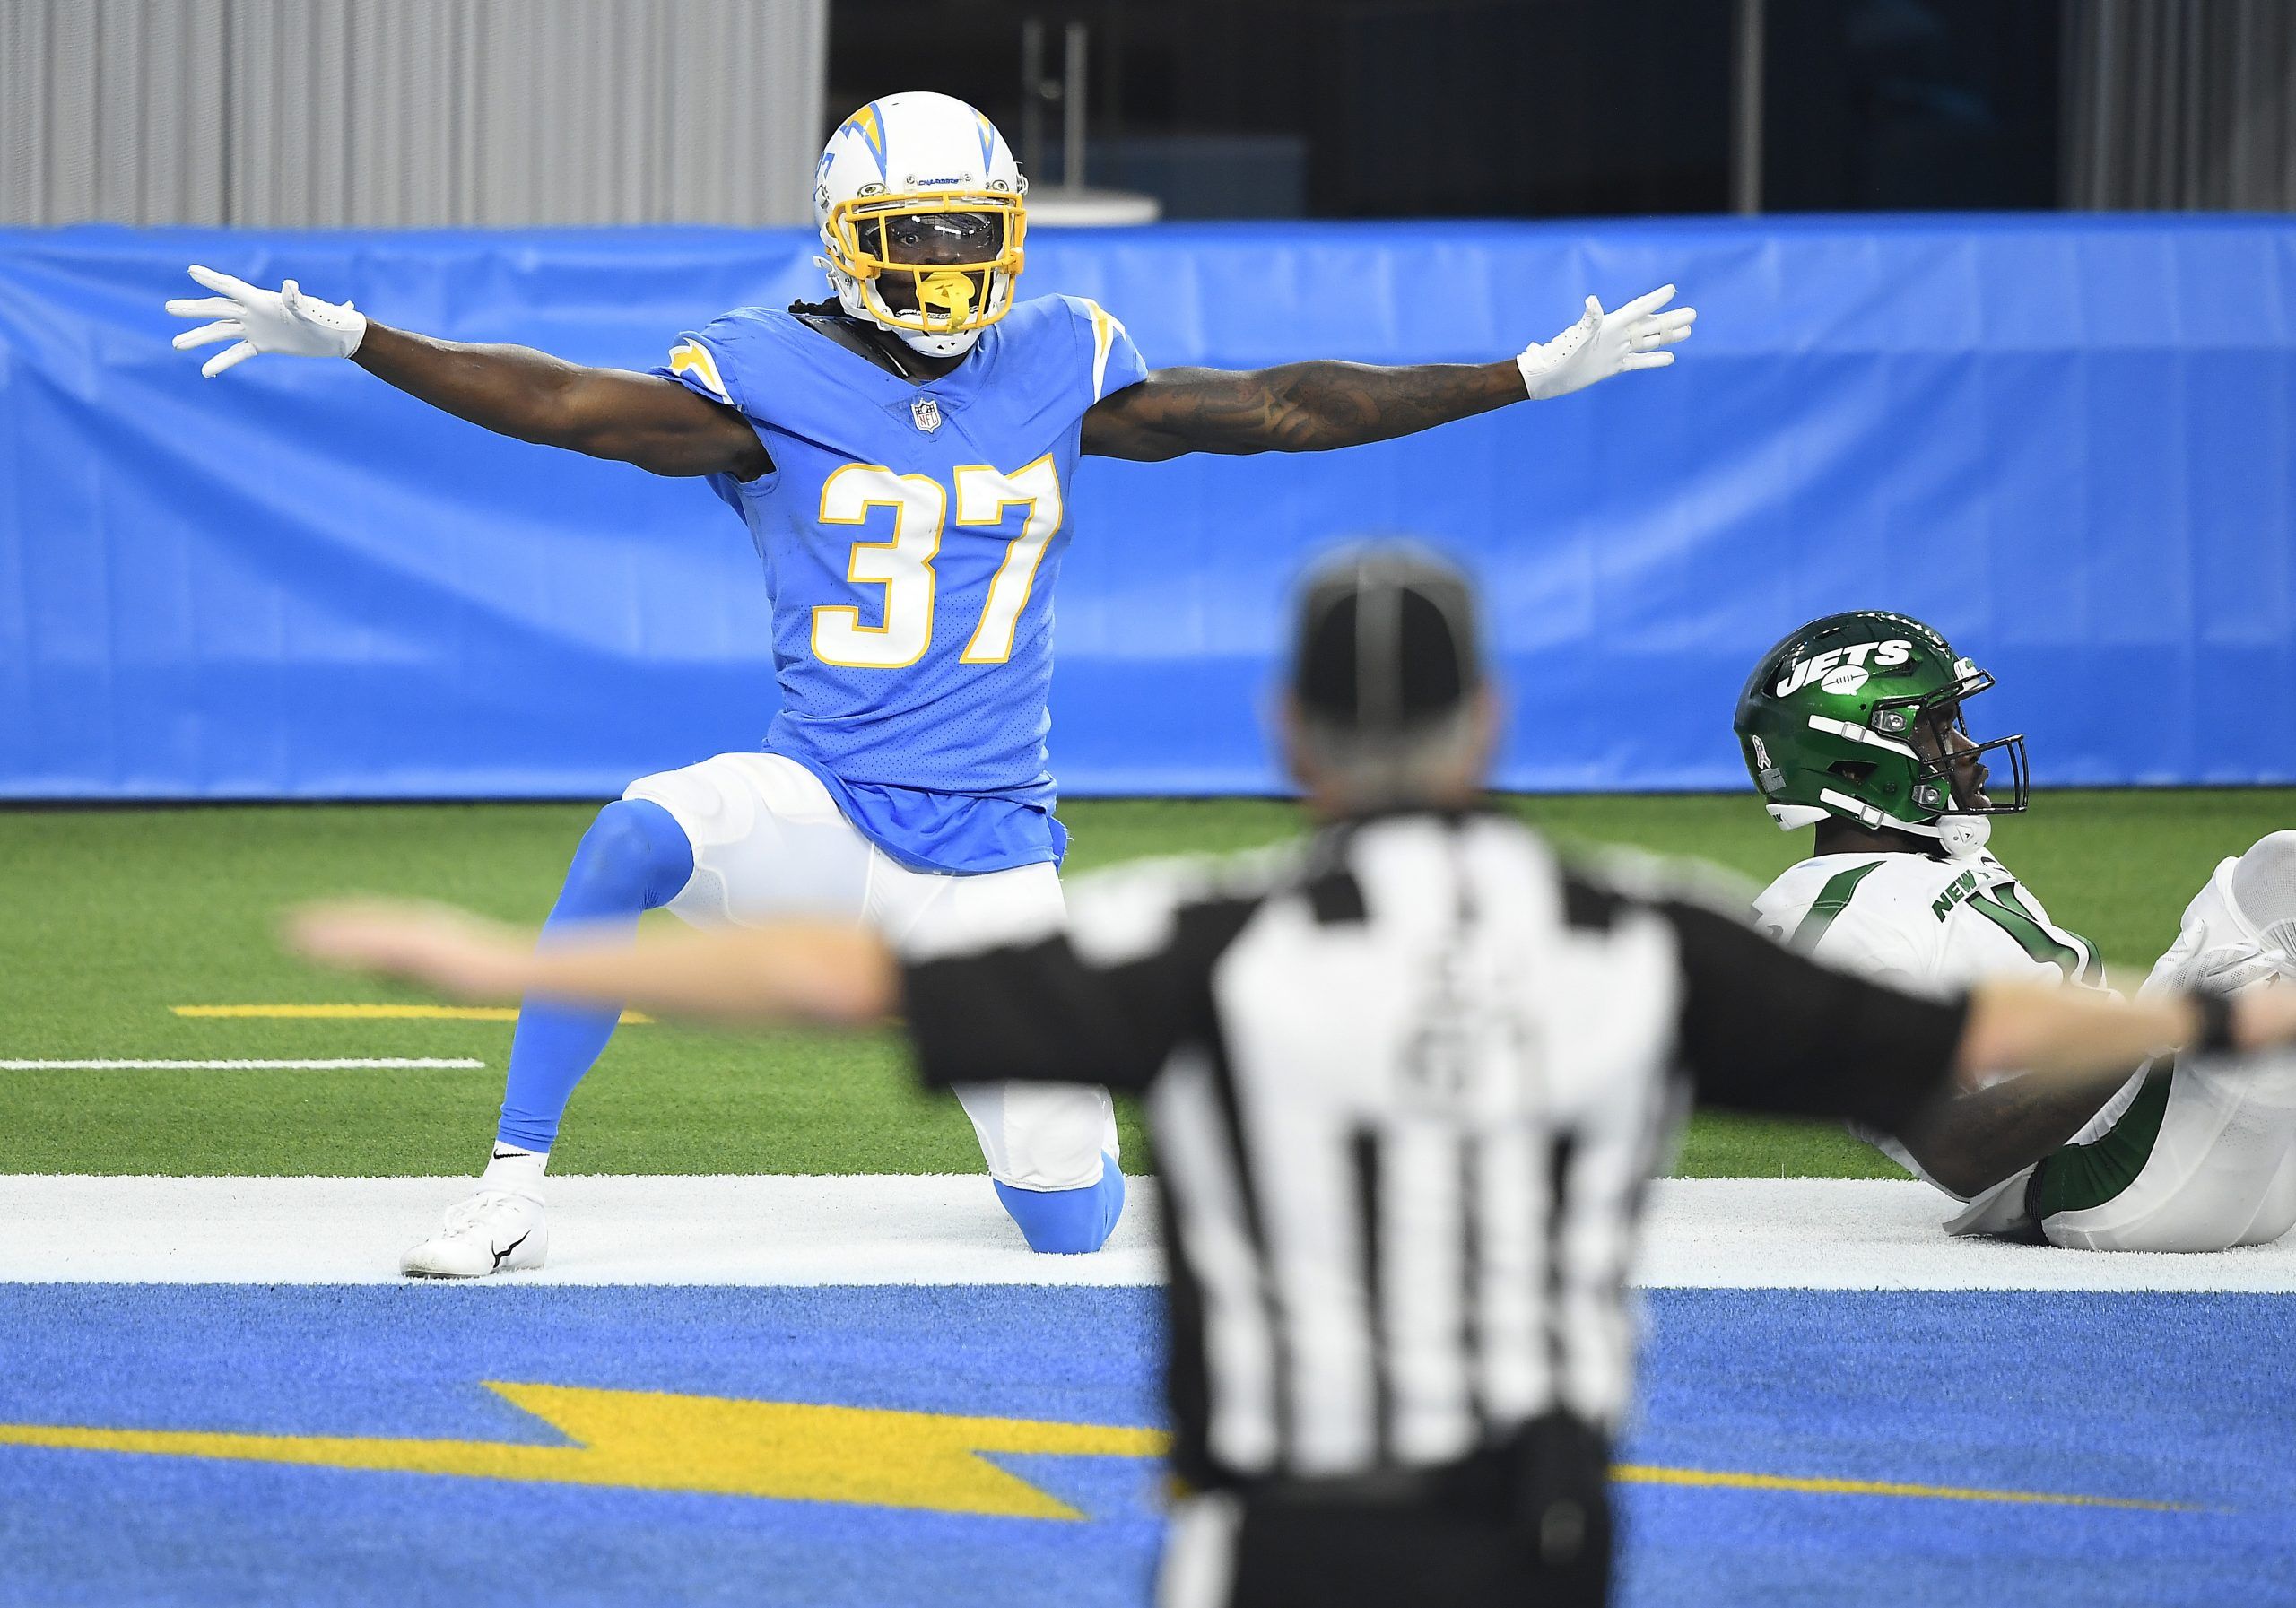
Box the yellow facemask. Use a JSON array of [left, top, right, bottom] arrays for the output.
[[823, 189, 1027, 337]]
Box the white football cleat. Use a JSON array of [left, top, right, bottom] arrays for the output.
[[400, 1188, 548, 1279]]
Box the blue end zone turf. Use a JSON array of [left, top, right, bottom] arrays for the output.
[[0, 1286, 2288, 1606], [1624, 1291, 2296, 1607], [0, 1287, 1168, 1608]]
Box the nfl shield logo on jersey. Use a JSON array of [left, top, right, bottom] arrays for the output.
[[910, 395, 943, 433]]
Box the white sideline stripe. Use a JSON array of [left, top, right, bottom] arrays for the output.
[[0, 1178, 2292, 1291], [0, 1059, 486, 1071], [1639, 1178, 2296, 1292], [0, 1175, 1163, 1288]]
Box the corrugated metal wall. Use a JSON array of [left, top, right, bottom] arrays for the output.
[[0, 0, 828, 226]]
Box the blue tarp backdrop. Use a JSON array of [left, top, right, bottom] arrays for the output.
[[2, 216, 2292, 800]]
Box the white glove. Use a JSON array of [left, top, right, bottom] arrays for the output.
[[165, 265, 369, 378], [1516, 283, 1696, 401]]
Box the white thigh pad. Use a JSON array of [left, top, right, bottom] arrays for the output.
[[622, 753, 874, 927], [879, 856, 1068, 953]]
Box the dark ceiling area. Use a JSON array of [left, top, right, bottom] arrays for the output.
[[827, 0, 2064, 220]]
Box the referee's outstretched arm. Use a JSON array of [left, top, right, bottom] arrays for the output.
[[1646, 893, 2256, 1130], [288, 887, 2289, 1116]]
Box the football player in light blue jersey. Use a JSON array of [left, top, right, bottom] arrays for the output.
[[649, 266, 1140, 874], [167, 91, 1698, 1276]]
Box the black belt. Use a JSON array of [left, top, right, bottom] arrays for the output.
[[1224, 1412, 1611, 1553]]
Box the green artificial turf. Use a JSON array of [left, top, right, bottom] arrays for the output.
[[0, 789, 2286, 1178]]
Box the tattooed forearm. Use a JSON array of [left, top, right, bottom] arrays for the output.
[[1080, 360, 1528, 461]]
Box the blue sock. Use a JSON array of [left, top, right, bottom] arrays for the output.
[[994, 1156, 1126, 1255], [494, 798, 693, 1153]]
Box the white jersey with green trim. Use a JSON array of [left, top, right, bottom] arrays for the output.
[[1752, 847, 2113, 1233], [1752, 849, 2104, 997]]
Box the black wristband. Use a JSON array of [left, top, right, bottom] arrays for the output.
[[2191, 990, 2238, 1056]]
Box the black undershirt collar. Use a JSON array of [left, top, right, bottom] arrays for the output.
[[794, 310, 964, 385]]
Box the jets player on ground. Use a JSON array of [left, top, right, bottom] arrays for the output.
[[1735, 611, 2296, 1248], [167, 91, 1697, 1275]]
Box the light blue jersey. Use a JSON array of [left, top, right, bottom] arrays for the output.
[[652, 294, 1147, 874]]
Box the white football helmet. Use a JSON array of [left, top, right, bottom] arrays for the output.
[[813, 91, 1028, 359]]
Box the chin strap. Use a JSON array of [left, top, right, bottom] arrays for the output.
[[1934, 814, 1992, 856], [1769, 800, 1991, 856], [893, 326, 982, 358]]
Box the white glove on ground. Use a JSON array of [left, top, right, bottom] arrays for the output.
[[165, 265, 369, 378], [1517, 283, 1696, 401]]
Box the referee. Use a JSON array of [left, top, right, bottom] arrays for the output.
[[294, 544, 2296, 1607]]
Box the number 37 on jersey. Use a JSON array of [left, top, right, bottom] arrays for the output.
[[812, 455, 1061, 671]]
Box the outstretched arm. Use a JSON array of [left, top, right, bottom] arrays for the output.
[[166, 265, 767, 481], [291, 891, 1187, 1092], [293, 877, 1194, 1093], [1081, 360, 1528, 461], [1082, 283, 1694, 462], [1665, 897, 2290, 1133], [289, 900, 896, 1029], [351, 324, 768, 479]]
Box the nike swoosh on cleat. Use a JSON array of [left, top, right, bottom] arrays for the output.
[[491, 1229, 532, 1272]]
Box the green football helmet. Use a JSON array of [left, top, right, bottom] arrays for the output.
[[1734, 610, 2028, 855]]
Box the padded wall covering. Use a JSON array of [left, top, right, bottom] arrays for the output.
[[3, 216, 2291, 797]]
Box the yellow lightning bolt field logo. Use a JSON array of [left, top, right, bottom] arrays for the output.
[[0, 1386, 2187, 1517], [0, 1384, 1165, 1520]]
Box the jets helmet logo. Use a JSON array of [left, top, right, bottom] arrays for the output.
[[1773, 639, 1913, 699]]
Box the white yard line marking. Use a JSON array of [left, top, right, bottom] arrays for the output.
[[0, 1059, 485, 1071], [0, 1177, 2292, 1290]]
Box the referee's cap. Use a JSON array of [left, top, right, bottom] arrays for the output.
[[1291, 542, 1483, 738]]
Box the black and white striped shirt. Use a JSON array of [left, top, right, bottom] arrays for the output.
[[901, 810, 1964, 1491]]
